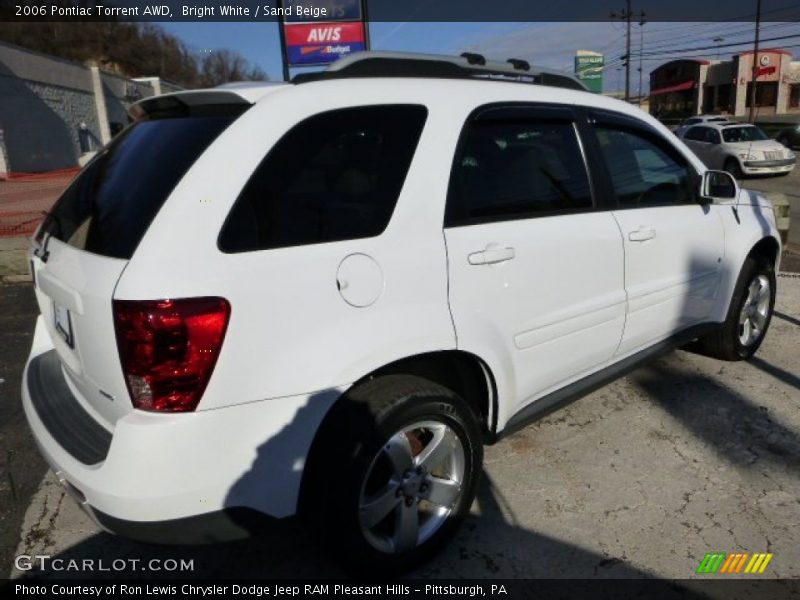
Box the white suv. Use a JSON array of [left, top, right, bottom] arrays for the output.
[[22, 52, 781, 572]]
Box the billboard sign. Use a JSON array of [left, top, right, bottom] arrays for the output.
[[575, 50, 604, 94], [285, 21, 367, 66], [282, 0, 362, 23], [281, 0, 366, 66]]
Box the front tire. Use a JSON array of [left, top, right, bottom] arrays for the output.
[[301, 375, 483, 573], [724, 157, 744, 179], [693, 256, 776, 360]]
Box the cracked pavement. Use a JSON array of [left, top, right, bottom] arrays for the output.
[[2, 277, 799, 581]]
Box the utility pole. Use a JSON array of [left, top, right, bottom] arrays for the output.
[[637, 16, 646, 106], [748, 0, 762, 123], [611, 1, 645, 103], [277, 5, 291, 83], [713, 36, 724, 60]]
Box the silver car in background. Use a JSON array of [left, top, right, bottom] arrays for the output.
[[679, 122, 796, 178]]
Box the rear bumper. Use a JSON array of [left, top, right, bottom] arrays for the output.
[[22, 316, 341, 540]]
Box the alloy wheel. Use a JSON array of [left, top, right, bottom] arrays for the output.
[[738, 274, 771, 346], [358, 420, 465, 554]]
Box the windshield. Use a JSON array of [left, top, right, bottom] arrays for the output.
[[722, 126, 769, 143]]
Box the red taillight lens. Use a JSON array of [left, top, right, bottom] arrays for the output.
[[113, 297, 230, 412]]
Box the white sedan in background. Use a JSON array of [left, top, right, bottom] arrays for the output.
[[679, 122, 795, 177], [672, 114, 730, 137]]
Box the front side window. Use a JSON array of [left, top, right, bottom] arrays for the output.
[[446, 119, 593, 225], [595, 126, 695, 207], [219, 105, 427, 252]]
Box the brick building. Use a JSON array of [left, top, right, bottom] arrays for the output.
[[649, 49, 800, 119]]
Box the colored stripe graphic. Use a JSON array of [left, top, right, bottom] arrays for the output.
[[697, 553, 726, 573], [719, 553, 749, 573], [745, 553, 774, 574], [697, 552, 773, 574]]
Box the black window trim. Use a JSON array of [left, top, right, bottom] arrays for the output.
[[444, 102, 601, 229], [583, 107, 703, 211], [217, 103, 429, 254]]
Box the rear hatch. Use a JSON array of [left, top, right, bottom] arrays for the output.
[[30, 96, 247, 428]]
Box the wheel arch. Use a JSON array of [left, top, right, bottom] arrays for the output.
[[297, 350, 498, 520], [355, 350, 499, 441], [747, 235, 781, 271]]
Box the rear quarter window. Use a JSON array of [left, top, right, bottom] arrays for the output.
[[218, 105, 428, 253], [39, 115, 237, 259]]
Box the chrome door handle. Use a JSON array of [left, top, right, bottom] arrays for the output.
[[468, 246, 516, 265], [628, 227, 656, 242]]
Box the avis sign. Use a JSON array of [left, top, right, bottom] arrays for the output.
[[285, 21, 366, 66]]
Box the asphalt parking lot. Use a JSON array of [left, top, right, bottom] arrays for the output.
[[1, 271, 798, 583]]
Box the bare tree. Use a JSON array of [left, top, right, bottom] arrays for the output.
[[200, 49, 268, 87]]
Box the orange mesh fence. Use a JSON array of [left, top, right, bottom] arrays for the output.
[[0, 169, 78, 238]]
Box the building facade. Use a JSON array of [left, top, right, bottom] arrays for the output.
[[0, 42, 180, 175], [649, 49, 800, 119]]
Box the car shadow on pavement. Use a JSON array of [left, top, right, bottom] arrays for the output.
[[631, 359, 800, 471], [773, 310, 800, 328], [15, 474, 710, 597], [11, 387, 705, 592], [747, 356, 800, 392]]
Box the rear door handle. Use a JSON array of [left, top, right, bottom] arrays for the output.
[[468, 245, 516, 265], [628, 227, 656, 242]]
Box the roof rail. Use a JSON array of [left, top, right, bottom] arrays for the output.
[[291, 51, 587, 92]]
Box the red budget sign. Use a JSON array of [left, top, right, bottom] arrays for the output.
[[284, 21, 366, 66], [285, 21, 365, 46]]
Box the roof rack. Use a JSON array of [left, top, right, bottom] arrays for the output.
[[291, 51, 587, 92]]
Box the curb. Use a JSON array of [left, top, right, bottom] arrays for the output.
[[1, 274, 32, 284]]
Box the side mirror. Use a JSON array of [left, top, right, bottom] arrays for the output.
[[701, 170, 738, 202]]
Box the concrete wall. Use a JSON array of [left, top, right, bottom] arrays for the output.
[[0, 42, 176, 174]]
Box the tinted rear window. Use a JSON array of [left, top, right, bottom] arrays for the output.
[[218, 105, 427, 253], [39, 116, 236, 259]]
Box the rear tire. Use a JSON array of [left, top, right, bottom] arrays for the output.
[[724, 157, 744, 179], [692, 256, 775, 361], [300, 374, 483, 574]]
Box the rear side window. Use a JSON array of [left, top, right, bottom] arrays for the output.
[[39, 116, 237, 259], [683, 126, 705, 141], [446, 120, 593, 226], [219, 105, 427, 253]]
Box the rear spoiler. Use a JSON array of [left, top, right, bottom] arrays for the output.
[[129, 84, 289, 121]]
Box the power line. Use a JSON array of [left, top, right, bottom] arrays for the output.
[[631, 32, 800, 57], [631, 21, 795, 54], [610, 0, 646, 102]]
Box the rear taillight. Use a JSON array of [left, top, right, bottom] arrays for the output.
[[113, 297, 230, 412]]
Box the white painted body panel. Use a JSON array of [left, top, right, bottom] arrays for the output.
[[445, 213, 626, 428], [29, 240, 130, 428], [611, 204, 725, 356]]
